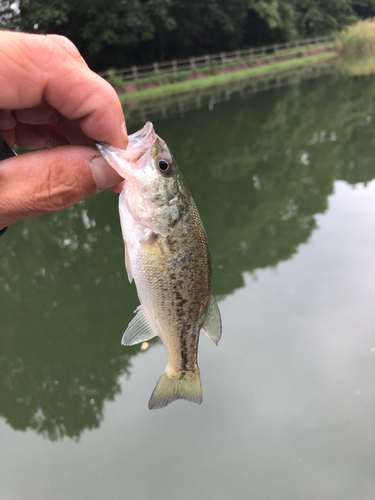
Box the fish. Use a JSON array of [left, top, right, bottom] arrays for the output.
[[96, 122, 221, 410]]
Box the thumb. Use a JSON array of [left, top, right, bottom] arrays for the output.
[[0, 146, 123, 228]]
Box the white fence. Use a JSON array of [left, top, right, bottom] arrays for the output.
[[99, 35, 336, 80]]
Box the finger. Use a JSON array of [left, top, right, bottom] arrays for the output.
[[0, 32, 128, 149], [46, 34, 88, 67], [55, 115, 94, 146], [13, 122, 70, 149], [11, 108, 94, 147], [2, 129, 15, 148], [109, 181, 124, 193], [0, 146, 123, 228], [0, 109, 17, 131], [13, 102, 57, 125]]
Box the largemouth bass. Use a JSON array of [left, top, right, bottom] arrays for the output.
[[96, 122, 221, 409]]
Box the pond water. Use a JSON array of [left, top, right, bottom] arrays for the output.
[[1, 71, 375, 500]]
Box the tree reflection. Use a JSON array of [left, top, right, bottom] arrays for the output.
[[0, 197, 156, 440], [156, 73, 375, 296], [2, 73, 375, 440]]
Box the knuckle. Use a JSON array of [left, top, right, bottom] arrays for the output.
[[32, 160, 81, 212], [25, 34, 69, 69]]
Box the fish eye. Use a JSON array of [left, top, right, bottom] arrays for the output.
[[158, 159, 174, 176]]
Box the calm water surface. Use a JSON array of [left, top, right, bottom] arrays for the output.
[[1, 72, 375, 499]]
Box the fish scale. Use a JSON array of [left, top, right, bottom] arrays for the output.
[[133, 203, 210, 373]]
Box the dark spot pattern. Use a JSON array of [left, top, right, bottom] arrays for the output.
[[132, 196, 211, 375]]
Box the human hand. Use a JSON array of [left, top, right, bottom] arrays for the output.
[[0, 31, 127, 231]]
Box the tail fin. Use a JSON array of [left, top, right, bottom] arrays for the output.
[[148, 370, 202, 410]]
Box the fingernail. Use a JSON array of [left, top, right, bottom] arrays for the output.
[[91, 155, 123, 190]]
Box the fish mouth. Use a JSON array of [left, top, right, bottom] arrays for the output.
[[128, 122, 156, 149], [96, 122, 157, 179]]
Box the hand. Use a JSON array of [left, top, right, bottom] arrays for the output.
[[0, 31, 127, 230]]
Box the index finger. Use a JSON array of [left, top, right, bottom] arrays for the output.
[[0, 31, 128, 149]]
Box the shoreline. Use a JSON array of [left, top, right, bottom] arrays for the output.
[[118, 49, 339, 104]]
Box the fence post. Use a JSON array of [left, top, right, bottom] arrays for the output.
[[274, 44, 278, 54], [190, 57, 196, 70], [220, 52, 226, 65], [262, 46, 266, 56], [153, 62, 159, 75], [249, 48, 254, 59], [205, 54, 210, 66], [172, 59, 177, 71], [132, 66, 138, 79], [236, 50, 240, 60]]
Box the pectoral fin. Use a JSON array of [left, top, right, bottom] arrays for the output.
[[122, 306, 157, 346], [202, 292, 222, 346], [124, 241, 133, 283]]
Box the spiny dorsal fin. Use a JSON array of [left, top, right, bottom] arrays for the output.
[[122, 306, 157, 346], [202, 292, 222, 346]]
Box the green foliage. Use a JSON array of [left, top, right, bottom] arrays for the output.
[[0, 1, 19, 28], [295, 0, 357, 36], [338, 18, 375, 55], [105, 70, 127, 90], [1, 0, 374, 71]]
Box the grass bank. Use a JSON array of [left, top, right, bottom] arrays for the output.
[[118, 51, 337, 104], [123, 62, 335, 125]]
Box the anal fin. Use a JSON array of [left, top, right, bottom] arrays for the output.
[[202, 292, 222, 345], [122, 306, 157, 346]]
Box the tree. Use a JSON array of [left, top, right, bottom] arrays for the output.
[[295, 0, 357, 36], [2, 0, 375, 71]]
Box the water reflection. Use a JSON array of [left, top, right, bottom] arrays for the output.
[[2, 72, 375, 440], [0, 196, 157, 440], [153, 73, 375, 296]]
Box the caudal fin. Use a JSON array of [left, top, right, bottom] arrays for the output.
[[148, 370, 202, 410]]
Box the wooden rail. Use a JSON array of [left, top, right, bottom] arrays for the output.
[[99, 35, 336, 80]]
